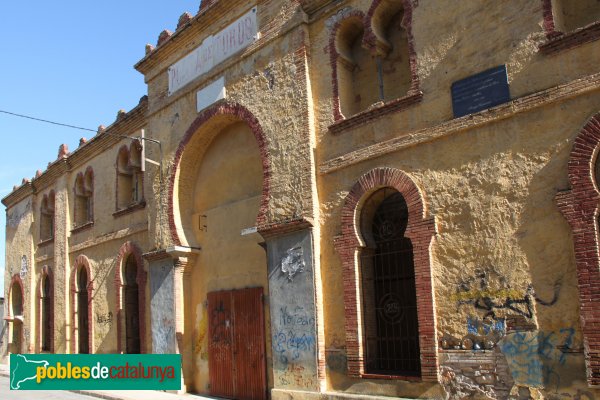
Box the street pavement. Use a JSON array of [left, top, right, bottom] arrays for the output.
[[0, 364, 217, 400], [0, 375, 101, 400]]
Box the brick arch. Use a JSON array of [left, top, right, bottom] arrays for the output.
[[7, 273, 25, 318], [555, 112, 600, 386], [7, 274, 25, 353], [70, 255, 93, 354], [168, 101, 271, 246], [364, 0, 419, 92], [334, 167, 438, 381], [329, 10, 367, 121], [114, 241, 147, 353], [37, 266, 54, 352]]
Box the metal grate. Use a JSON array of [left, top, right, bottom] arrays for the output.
[[361, 191, 421, 376]]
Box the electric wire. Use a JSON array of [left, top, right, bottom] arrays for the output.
[[0, 109, 96, 132]]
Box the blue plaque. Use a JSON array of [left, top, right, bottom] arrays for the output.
[[451, 65, 510, 118]]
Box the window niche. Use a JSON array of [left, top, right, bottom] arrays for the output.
[[550, 0, 600, 33], [40, 191, 55, 242], [335, 15, 379, 118], [330, 1, 419, 130], [370, 0, 412, 103], [116, 143, 144, 212], [73, 168, 93, 228]]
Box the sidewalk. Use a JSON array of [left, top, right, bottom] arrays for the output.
[[0, 363, 216, 400]]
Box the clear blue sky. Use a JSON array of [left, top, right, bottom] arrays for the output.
[[0, 1, 201, 295]]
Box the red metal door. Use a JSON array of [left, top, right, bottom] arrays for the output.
[[208, 288, 266, 400], [208, 291, 235, 398]]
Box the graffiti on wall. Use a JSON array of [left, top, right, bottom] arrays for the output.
[[325, 336, 347, 373], [500, 328, 575, 389], [277, 363, 317, 389], [268, 232, 319, 391], [453, 267, 563, 320]]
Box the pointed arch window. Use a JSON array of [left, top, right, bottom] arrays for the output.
[[40, 191, 55, 242], [73, 168, 94, 228], [116, 143, 144, 212], [77, 266, 90, 354], [40, 270, 53, 352]]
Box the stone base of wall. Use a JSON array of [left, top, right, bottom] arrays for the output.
[[272, 388, 422, 400], [440, 350, 513, 400]]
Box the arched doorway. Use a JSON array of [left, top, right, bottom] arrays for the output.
[[124, 254, 141, 354], [77, 266, 89, 354], [360, 188, 420, 376], [9, 278, 24, 354], [40, 273, 53, 352], [171, 105, 270, 397]]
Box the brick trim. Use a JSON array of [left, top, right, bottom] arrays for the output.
[[114, 241, 147, 354], [7, 274, 25, 352], [168, 101, 271, 246], [37, 266, 54, 353], [364, 0, 419, 92], [39, 190, 56, 243], [7, 273, 25, 318], [555, 112, 600, 386], [328, 0, 419, 122], [540, 20, 600, 55], [334, 167, 438, 382], [73, 167, 94, 229], [70, 255, 93, 354]]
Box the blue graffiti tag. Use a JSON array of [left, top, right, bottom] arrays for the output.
[[274, 330, 316, 363], [500, 328, 575, 389]]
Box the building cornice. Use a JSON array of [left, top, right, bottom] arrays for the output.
[[134, 0, 254, 76]]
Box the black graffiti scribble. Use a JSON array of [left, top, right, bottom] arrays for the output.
[[456, 267, 563, 320], [210, 300, 231, 345]]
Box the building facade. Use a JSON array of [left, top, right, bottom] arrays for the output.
[[4, 1, 600, 399]]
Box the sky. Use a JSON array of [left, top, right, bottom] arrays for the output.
[[0, 1, 201, 295]]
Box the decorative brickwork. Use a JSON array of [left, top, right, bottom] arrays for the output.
[[37, 266, 54, 353], [73, 166, 94, 229], [328, 0, 420, 125], [7, 274, 25, 352], [539, 0, 600, 54], [168, 101, 271, 246], [70, 255, 93, 354], [334, 167, 438, 382], [114, 241, 147, 354], [555, 112, 600, 386], [7, 273, 24, 318]]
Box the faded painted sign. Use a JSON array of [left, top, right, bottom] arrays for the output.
[[168, 7, 258, 95], [7, 199, 31, 229]]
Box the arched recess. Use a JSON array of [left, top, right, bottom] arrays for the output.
[[555, 112, 600, 386], [334, 167, 438, 381], [169, 101, 270, 395], [38, 265, 54, 352], [70, 255, 93, 354], [168, 101, 271, 247], [114, 241, 147, 353], [329, 1, 419, 122], [7, 274, 25, 354]]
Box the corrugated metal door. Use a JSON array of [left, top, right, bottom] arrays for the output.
[[232, 287, 266, 400], [208, 290, 235, 398], [208, 288, 266, 400]]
